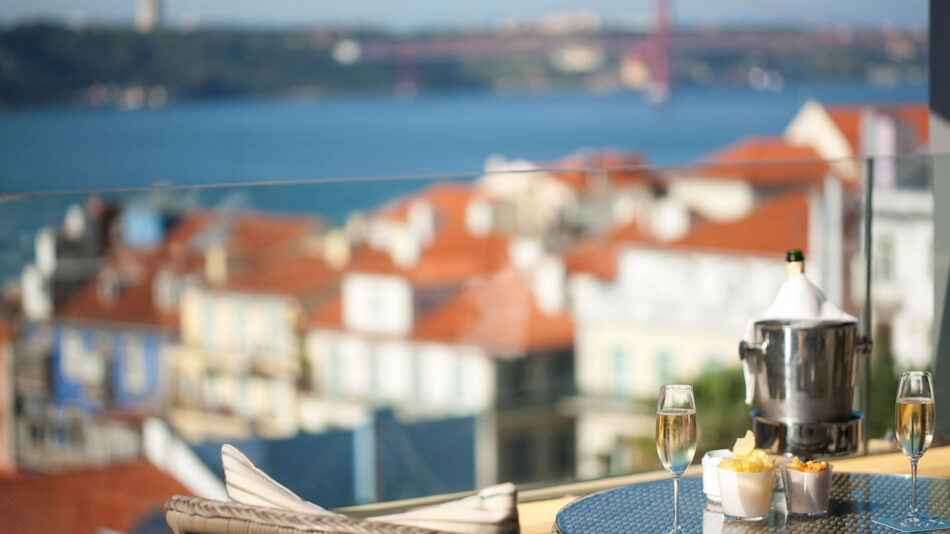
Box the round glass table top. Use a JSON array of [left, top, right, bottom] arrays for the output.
[[554, 473, 950, 533]]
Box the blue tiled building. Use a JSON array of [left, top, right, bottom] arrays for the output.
[[192, 410, 477, 509]]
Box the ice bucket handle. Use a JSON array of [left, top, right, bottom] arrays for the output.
[[738, 340, 768, 406], [738, 340, 767, 360]]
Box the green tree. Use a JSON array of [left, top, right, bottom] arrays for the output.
[[691, 366, 750, 455], [867, 324, 900, 439]]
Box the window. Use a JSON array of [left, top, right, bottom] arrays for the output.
[[236, 302, 249, 356], [368, 347, 379, 402], [269, 302, 283, 354], [875, 233, 895, 282], [81, 331, 105, 386], [503, 358, 530, 401], [656, 350, 673, 385], [503, 435, 534, 482], [154, 270, 181, 310], [203, 299, 216, 350], [205, 372, 217, 409], [326, 342, 341, 395], [268, 380, 279, 415], [553, 351, 574, 395], [180, 375, 198, 405], [553, 429, 575, 473], [237, 376, 251, 417], [125, 337, 147, 395], [411, 351, 424, 401], [453, 357, 465, 404], [610, 347, 627, 399], [61, 329, 85, 381]]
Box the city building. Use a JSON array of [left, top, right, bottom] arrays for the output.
[[191, 409, 477, 507], [306, 183, 576, 487], [856, 189, 934, 369], [478, 151, 658, 239], [20, 198, 121, 322], [785, 100, 929, 184], [168, 213, 329, 442], [567, 190, 823, 479], [784, 100, 933, 370], [15, 210, 211, 470]]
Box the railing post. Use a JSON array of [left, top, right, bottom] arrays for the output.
[[930, 0, 950, 445], [861, 157, 873, 456]]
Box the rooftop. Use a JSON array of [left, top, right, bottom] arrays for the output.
[[411, 268, 573, 355], [826, 102, 929, 153], [699, 136, 831, 186], [0, 460, 187, 534]]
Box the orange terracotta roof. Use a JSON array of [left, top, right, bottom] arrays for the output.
[[0, 460, 188, 534], [565, 193, 810, 280], [223, 253, 340, 297], [306, 233, 512, 330], [57, 211, 320, 329], [411, 269, 573, 355], [345, 233, 510, 289], [224, 214, 315, 261], [0, 318, 12, 345], [307, 292, 343, 329], [701, 136, 829, 186], [564, 239, 623, 280], [826, 107, 862, 154], [407, 232, 510, 287], [670, 192, 809, 257], [57, 212, 214, 330], [345, 245, 400, 275], [373, 182, 479, 236], [826, 103, 929, 153]]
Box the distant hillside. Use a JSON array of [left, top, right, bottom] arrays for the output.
[[0, 23, 927, 108]]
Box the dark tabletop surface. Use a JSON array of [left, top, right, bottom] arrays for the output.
[[554, 473, 950, 533]]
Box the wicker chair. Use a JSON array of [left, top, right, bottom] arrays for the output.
[[165, 495, 451, 534]]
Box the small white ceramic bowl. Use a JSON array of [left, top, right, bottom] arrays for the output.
[[701, 449, 732, 502], [717, 466, 775, 521]]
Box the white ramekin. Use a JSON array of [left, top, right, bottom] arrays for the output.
[[701, 449, 733, 502]]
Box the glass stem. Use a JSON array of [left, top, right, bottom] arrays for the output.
[[910, 458, 919, 518], [673, 475, 680, 529]]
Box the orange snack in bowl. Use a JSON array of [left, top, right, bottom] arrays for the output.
[[787, 458, 828, 473]]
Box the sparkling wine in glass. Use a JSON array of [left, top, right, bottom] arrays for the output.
[[656, 385, 697, 533], [893, 371, 938, 528]]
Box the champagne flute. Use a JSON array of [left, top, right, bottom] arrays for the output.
[[894, 371, 938, 528], [656, 385, 697, 533]]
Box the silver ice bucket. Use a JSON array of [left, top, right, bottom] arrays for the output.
[[739, 319, 871, 424]]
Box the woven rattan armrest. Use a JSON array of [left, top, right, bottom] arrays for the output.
[[165, 495, 450, 534]]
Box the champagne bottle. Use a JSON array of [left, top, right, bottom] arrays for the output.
[[786, 249, 805, 278]]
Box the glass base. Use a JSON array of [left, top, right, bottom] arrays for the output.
[[894, 516, 944, 528], [723, 513, 768, 521], [873, 514, 950, 532], [788, 510, 828, 518]]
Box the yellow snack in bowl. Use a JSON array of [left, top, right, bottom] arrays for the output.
[[732, 430, 755, 457], [718, 430, 774, 473]]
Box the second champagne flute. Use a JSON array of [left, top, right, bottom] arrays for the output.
[[893, 371, 938, 528], [656, 385, 697, 534]]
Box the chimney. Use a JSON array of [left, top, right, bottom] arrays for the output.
[[205, 244, 228, 286]]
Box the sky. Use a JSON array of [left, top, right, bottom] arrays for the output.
[[0, 0, 929, 31]]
